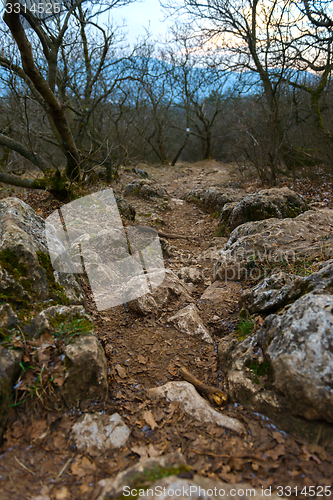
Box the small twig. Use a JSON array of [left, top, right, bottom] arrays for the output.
[[55, 457, 73, 481], [14, 456, 35, 475]]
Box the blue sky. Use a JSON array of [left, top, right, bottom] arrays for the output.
[[109, 0, 172, 44]]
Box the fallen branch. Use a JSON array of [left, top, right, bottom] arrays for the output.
[[179, 365, 228, 406]]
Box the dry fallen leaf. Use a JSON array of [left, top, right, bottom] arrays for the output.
[[265, 444, 285, 460], [168, 363, 177, 376], [138, 355, 148, 364], [52, 375, 65, 387], [70, 457, 96, 477], [271, 431, 285, 444], [301, 444, 321, 463], [307, 443, 327, 461], [54, 486, 70, 500], [143, 410, 158, 430], [30, 419, 47, 440], [115, 364, 127, 378]]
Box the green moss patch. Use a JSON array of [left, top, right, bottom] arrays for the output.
[[245, 359, 272, 385], [0, 249, 29, 282], [49, 315, 93, 344], [37, 252, 70, 305], [237, 318, 255, 341], [113, 464, 191, 500]]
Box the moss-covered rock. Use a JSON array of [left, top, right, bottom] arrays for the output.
[[23, 305, 93, 339], [184, 187, 245, 214], [0, 198, 84, 313], [218, 187, 308, 235], [115, 194, 136, 221], [62, 334, 108, 406], [214, 208, 333, 282], [123, 180, 168, 200]]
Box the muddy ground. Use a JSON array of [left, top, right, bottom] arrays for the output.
[[0, 161, 333, 500]]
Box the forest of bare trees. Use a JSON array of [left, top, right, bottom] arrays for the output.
[[1, 0, 333, 198]]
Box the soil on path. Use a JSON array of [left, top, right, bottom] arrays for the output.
[[0, 161, 333, 500]]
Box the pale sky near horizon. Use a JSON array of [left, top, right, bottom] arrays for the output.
[[108, 0, 173, 44]]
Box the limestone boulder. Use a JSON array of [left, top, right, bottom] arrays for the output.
[[0, 304, 18, 330], [219, 292, 333, 424], [98, 451, 284, 500], [218, 187, 308, 235], [123, 179, 168, 199], [184, 187, 245, 214], [177, 266, 204, 284], [24, 305, 93, 339], [148, 382, 245, 434], [214, 209, 333, 281], [61, 334, 108, 406], [240, 259, 333, 314], [97, 452, 188, 500], [0, 198, 84, 309]]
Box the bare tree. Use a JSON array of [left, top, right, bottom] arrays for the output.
[[164, 0, 305, 183], [0, 0, 136, 198]]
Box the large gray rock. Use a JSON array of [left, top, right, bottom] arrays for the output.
[[131, 476, 284, 500], [128, 269, 193, 315], [218, 187, 308, 235], [214, 209, 333, 281], [0, 304, 18, 329], [62, 334, 108, 406], [240, 260, 333, 314], [219, 292, 333, 424], [184, 187, 245, 214], [0, 348, 22, 441], [123, 179, 168, 199], [18, 306, 107, 408], [0, 197, 84, 309], [239, 272, 304, 314], [98, 451, 285, 500], [201, 281, 242, 304]]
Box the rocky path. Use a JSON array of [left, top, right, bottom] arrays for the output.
[[0, 161, 333, 499]]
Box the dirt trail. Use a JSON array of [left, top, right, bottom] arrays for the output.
[[0, 161, 332, 499]]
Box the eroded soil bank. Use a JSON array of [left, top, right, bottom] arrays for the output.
[[0, 161, 333, 500]]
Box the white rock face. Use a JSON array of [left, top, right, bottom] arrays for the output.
[[168, 304, 213, 344], [148, 382, 245, 435], [71, 412, 130, 454]]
